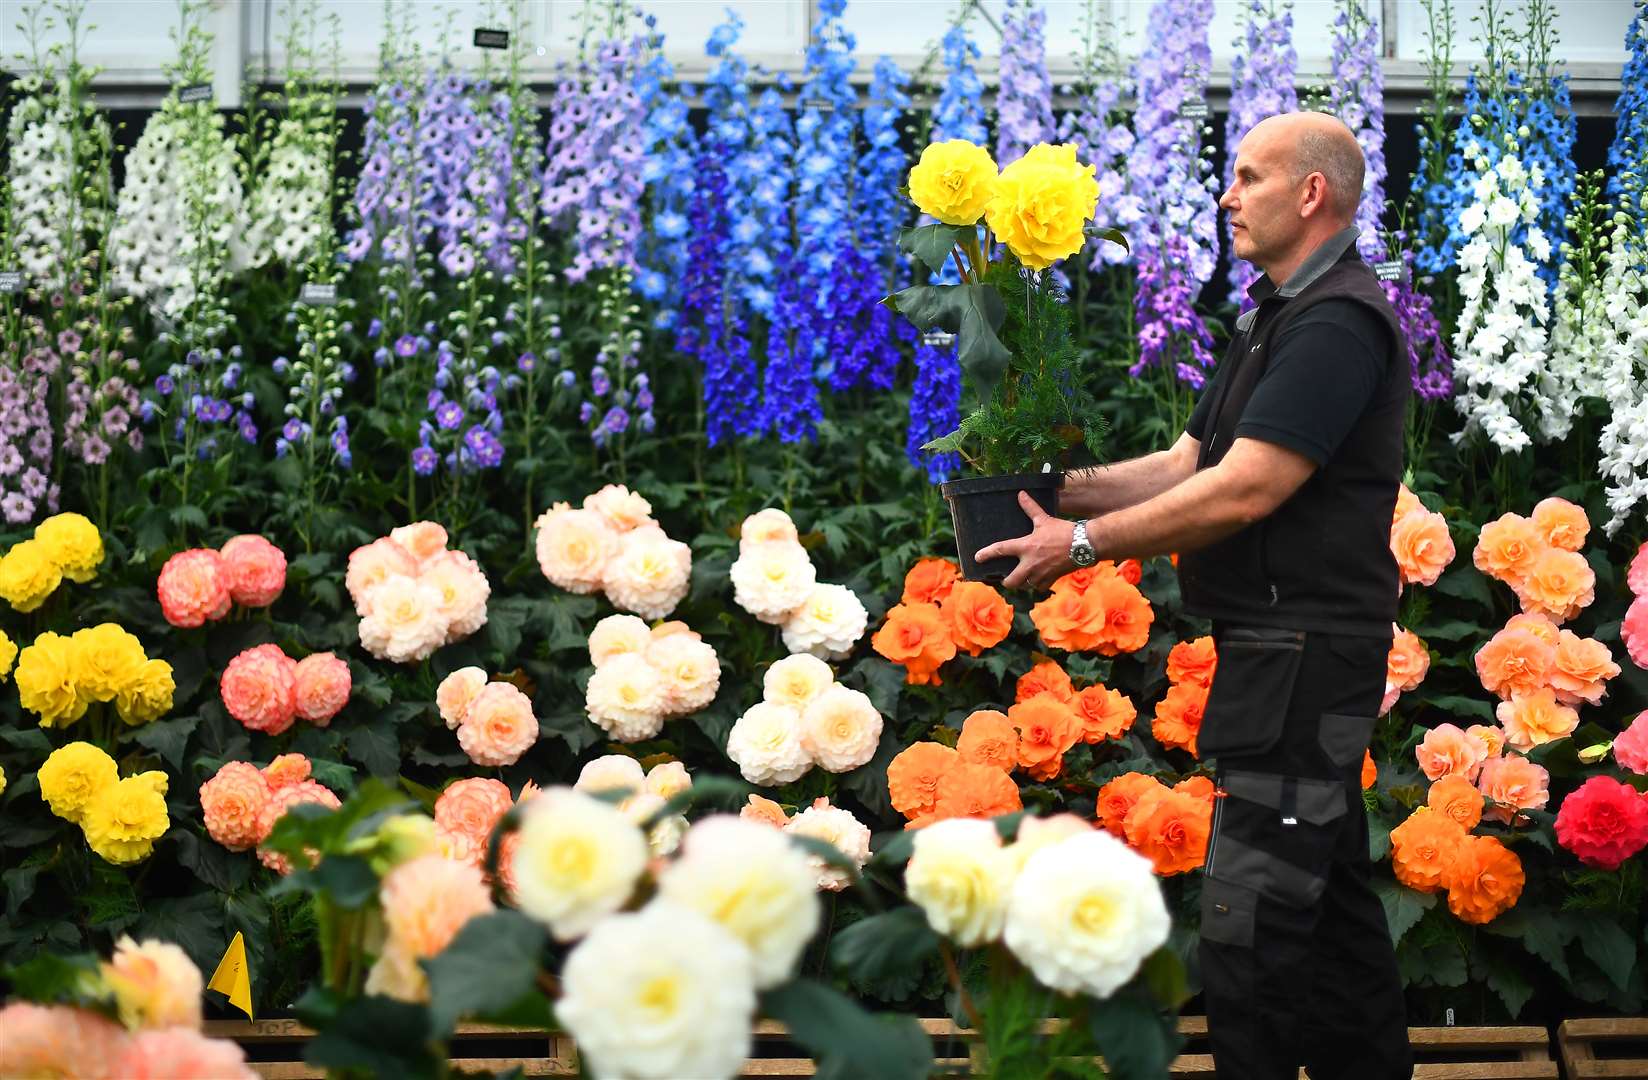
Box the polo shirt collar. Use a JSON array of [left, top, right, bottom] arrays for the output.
[[1245, 226, 1362, 306]]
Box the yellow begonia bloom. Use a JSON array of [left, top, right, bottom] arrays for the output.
[[0, 628, 16, 681], [0, 763, 7, 796], [984, 143, 1100, 270], [71, 623, 148, 704], [16, 631, 88, 728], [37, 741, 119, 824], [116, 659, 176, 727], [83, 771, 170, 865], [907, 139, 1000, 227], [35, 512, 104, 583], [0, 539, 63, 613]]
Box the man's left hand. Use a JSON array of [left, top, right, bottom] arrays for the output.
[[974, 491, 1078, 590]]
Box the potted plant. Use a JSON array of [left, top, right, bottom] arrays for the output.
[[888, 140, 1125, 583]]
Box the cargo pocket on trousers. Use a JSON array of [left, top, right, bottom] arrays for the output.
[[1197, 628, 1306, 760], [1200, 877, 1258, 948], [1213, 770, 1350, 909], [1319, 713, 1377, 768]]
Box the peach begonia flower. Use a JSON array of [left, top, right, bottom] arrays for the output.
[[1477, 753, 1550, 825], [1122, 786, 1211, 876], [1471, 512, 1542, 585], [957, 710, 1018, 772], [887, 742, 960, 820], [1389, 806, 1468, 894], [1095, 773, 1166, 838], [1504, 611, 1559, 646], [1390, 508, 1455, 587], [1015, 660, 1074, 703], [218, 534, 287, 608], [1387, 625, 1430, 693], [1475, 623, 1557, 701], [389, 521, 451, 568], [1465, 724, 1506, 760], [1426, 774, 1484, 831], [1393, 483, 1422, 523], [1415, 722, 1489, 782], [1530, 496, 1589, 553], [1496, 688, 1579, 752], [740, 794, 790, 828], [1442, 834, 1524, 924], [870, 602, 956, 686], [1166, 636, 1218, 689], [1009, 693, 1081, 781], [1549, 630, 1620, 707], [1073, 684, 1136, 744], [1512, 545, 1595, 624], [1624, 594, 1648, 670], [941, 581, 1014, 657], [1151, 680, 1208, 757], [900, 557, 959, 606]]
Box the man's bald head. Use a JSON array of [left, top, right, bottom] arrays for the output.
[[1247, 112, 1366, 223]]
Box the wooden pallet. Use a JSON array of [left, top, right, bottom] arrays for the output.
[[1558, 1018, 1648, 1079], [208, 1015, 1558, 1079]]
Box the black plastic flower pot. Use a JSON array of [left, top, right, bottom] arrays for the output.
[[940, 471, 1063, 584]]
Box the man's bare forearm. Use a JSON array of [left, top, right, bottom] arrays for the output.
[[1061, 445, 1195, 518]]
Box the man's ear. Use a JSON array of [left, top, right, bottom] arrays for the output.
[[1298, 172, 1330, 219]]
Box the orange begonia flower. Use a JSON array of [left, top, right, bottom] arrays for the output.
[[1477, 753, 1550, 825], [1009, 693, 1081, 781], [1390, 507, 1456, 587], [942, 581, 1014, 657], [1361, 750, 1378, 790], [1073, 684, 1137, 744], [1050, 562, 1122, 597], [1530, 496, 1589, 553], [1549, 629, 1620, 707], [1513, 546, 1595, 624], [1092, 574, 1154, 657], [741, 794, 790, 828], [1015, 660, 1075, 703], [1389, 806, 1467, 894], [1151, 680, 1208, 757], [1117, 558, 1143, 585], [1393, 483, 1422, 523], [901, 557, 960, 606], [1174, 775, 1216, 804], [1475, 623, 1557, 701], [957, 710, 1018, 773], [1166, 636, 1218, 689], [1123, 786, 1212, 875], [1029, 586, 1107, 653], [871, 601, 957, 686], [1496, 688, 1579, 752], [1426, 774, 1484, 831], [887, 742, 960, 820], [1095, 772, 1164, 838], [1387, 626, 1430, 693], [1472, 513, 1542, 585], [933, 761, 1024, 821], [1442, 834, 1525, 924]]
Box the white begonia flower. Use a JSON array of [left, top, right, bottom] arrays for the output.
[[1003, 830, 1171, 998], [357, 573, 451, 663], [905, 818, 1016, 948], [739, 507, 800, 551], [762, 653, 836, 710], [603, 526, 692, 621], [729, 541, 817, 624], [779, 582, 869, 660], [574, 755, 646, 797], [588, 613, 654, 668], [646, 633, 722, 716], [725, 701, 813, 786], [556, 900, 756, 1080], [798, 684, 884, 773], [583, 483, 654, 532], [784, 800, 872, 891], [644, 761, 692, 801], [510, 786, 649, 942], [656, 816, 821, 988], [534, 504, 617, 595], [584, 653, 667, 742]]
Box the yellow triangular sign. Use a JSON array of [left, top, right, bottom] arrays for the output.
[[207, 931, 254, 1021]]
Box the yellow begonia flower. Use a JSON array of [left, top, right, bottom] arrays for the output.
[[35, 512, 104, 583], [16, 631, 88, 728], [984, 143, 1101, 270], [37, 741, 119, 824], [907, 139, 1000, 227], [71, 623, 148, 704], [0, 762, 7, 796], [116, 659, 176, 726], [0, 628, 16, 681], [83, 771, 170, 866], [0, 539, 63, 613]]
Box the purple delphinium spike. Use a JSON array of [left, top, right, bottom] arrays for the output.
[[996, 0, 1055, 165], [1225, 0, 1298, 302]]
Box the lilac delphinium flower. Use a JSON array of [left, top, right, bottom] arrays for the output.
[[1225, 0, 1298, 303], [1127, 0, 1219, 385], [1381, 240, 1452, 400], [1059, 15, 1138, 271], [347, 64, 424, 265], [996, 0, 1055, 165], [1327, 0, 1384, 263], [0, 328, 63, 522]]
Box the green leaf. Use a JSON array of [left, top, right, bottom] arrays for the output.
[[1136, 944, 1192, 1009], [1416, 619, 1483, 642], [867, 829, 917, 869], [1485, 954, 1534, 1018], [1578, 917, 1636, 993], [130, 713, 202, 770], [302, 992, 441, 1080], [346, 720, 402, 778], [4, 951, 105, 1007], [1087, 991, 1182, 1080], [829, 908, 940, 986], [308, 855, 381, 910], [1432, 566, 1494, 609], [169, 504, 209, 533], [886, 283, 1009, 402], [761, 978, 931, 1080], [1423, 695, 1494, 722], [897, 223, 972, 275], [424, 910, 548, 1036], [1083, 224, 1130, 252], [1376, 880, 1434, 944], [0, 728, 51, 754]]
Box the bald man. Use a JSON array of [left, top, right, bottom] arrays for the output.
[[980, 112, 1413, 1079]]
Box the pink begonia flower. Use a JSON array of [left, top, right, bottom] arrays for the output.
[[1622, 594, 1648, 671], [1613, 712, 1648, 776]]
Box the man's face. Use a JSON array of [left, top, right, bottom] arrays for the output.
[[1219, 130, 1299, 268]]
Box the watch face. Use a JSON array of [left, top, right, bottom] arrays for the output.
[[1071, 546, 1098, 567]]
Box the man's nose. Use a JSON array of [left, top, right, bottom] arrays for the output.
[[1218, 186, 1237, 210]]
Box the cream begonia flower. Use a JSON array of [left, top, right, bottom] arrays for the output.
[[726, 702, 813, 787], [905, 818, 1015, 947], [510, 787, 649, 942]]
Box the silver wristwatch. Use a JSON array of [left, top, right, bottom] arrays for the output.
[[1069, 520, 1098, 567]]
